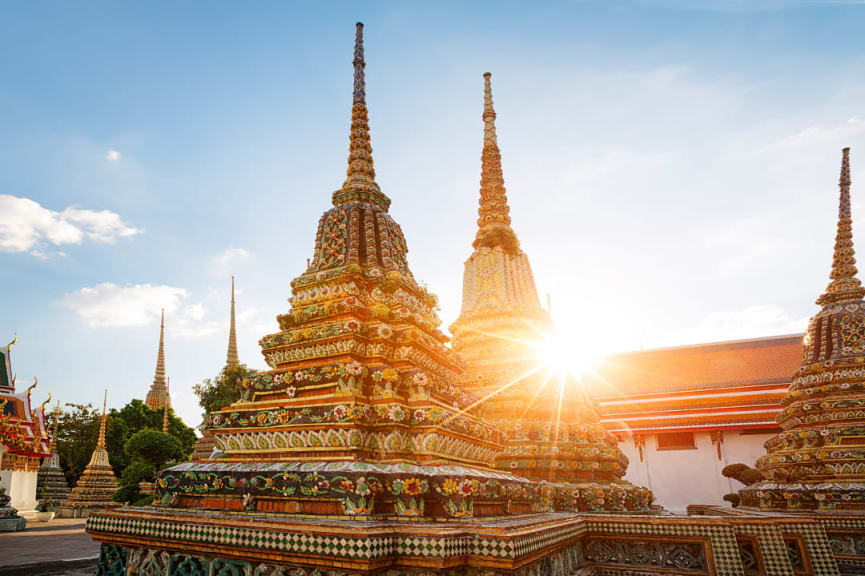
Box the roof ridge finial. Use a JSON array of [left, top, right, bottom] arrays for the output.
[[817, 147, 865, 306], [96, 389, 108, 450], [333, 23, 390, 211], [473, 72, 517, 252], [226, 276, 239, 367]]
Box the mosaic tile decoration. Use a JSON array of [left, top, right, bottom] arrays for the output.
[[584, 517, 745, 576]]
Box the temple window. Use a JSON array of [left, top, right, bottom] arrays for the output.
[[656, 431, 696, 450]]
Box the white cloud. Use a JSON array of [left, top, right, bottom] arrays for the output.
[[59, 283, 225, 339], [212, 247, 249, 266], [209, 247, 251, 277], [661, 305, 809, 346], [106, 150, 120, 162], [59, 283, 187, 328], [0, 195, 142, 257]]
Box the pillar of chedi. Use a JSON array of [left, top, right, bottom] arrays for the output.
[[157, 24, 537, 520], [58, 391, 120, 518], [144, 310, 169, 411], [35, 403, 70, 512], [741, 148, 865, 511], [449, 74, 652, 512]]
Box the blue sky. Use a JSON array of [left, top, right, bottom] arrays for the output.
[[2, 0, 864, 427]]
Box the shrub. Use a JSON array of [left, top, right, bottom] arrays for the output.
[[723, 493, 741, 508]]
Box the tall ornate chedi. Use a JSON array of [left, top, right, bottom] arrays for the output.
[[35, 403, 70, 512], [158, 23, 524, 519], [741, 148, 865, 511], [448, 74, 651, 512], [58, 391, 120, 518], [144, 310, 169, 410]]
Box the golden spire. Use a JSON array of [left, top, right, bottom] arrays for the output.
[[332, 23, 390, 211], [226, 277, 239, 367], [146, 309, 170, 409], [474, 73, 517, 251], [162, 377, 170, 434], [49, 401, 60, 452], [817, 147, 865, 306], [96, 389, 108, 450], [155, 309, 166, 385]]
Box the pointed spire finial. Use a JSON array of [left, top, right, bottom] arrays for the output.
[[163, 377, 170, 434], [483, 72, 497, 147], [818, 147, 865, 306], [146, 309, 169, 409], [155, 309, 166, 385], [332, 23, 390, 211], [226, 277, 239, 367], [473, 72, 517, 251], [49, 401, 60, 452], [96, 389, 108, 450]]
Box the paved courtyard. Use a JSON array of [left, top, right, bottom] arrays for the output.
[[0, 518, 98, 575]]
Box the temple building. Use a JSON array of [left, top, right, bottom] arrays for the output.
[[144, 310, 169, 411], [58, 391, 120, 518], [87, 24, 865, 576], [584, 334, 801, 512], [35, 403, 71, 512], [0, 335, 51, 522]]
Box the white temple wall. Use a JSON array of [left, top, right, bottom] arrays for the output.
[[0, 469, 38, 517], [618, 430, 774, 514]]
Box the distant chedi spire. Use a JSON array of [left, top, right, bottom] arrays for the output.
[[226, 277, 239, 367], [145, 309, 170, 410]]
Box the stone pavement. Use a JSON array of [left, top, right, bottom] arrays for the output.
[[0, 517, 98, 575]]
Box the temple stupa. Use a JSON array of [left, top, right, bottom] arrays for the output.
[[144, 310, 169, 411], [741, 148, 865, 511], [35, 403, 70, 512], [449, 73, 652, 512], [57, 391, 120, 518]]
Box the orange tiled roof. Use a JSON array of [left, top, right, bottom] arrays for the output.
[[583, 333, 804, 399]]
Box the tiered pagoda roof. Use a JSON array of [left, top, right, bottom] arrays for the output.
[[58, 391, 120, 518], [0, 336, 50, 467], [447, 74, 652, 512], [741, 148, 865, 511], [586, 334, 802, 434]]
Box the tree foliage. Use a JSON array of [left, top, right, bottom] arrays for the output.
[[125, 429, 183, 469], [115, 429, 182, 503], [193, 363, 258, 416], [55, 399, 196, 487]]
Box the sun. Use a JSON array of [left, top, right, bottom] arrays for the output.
[[536, 332, 600, 376]]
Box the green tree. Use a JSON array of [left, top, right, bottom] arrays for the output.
[[55, 399, 196, 487], [193, 363, 258, 416], [115, 429, 183, 503]]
